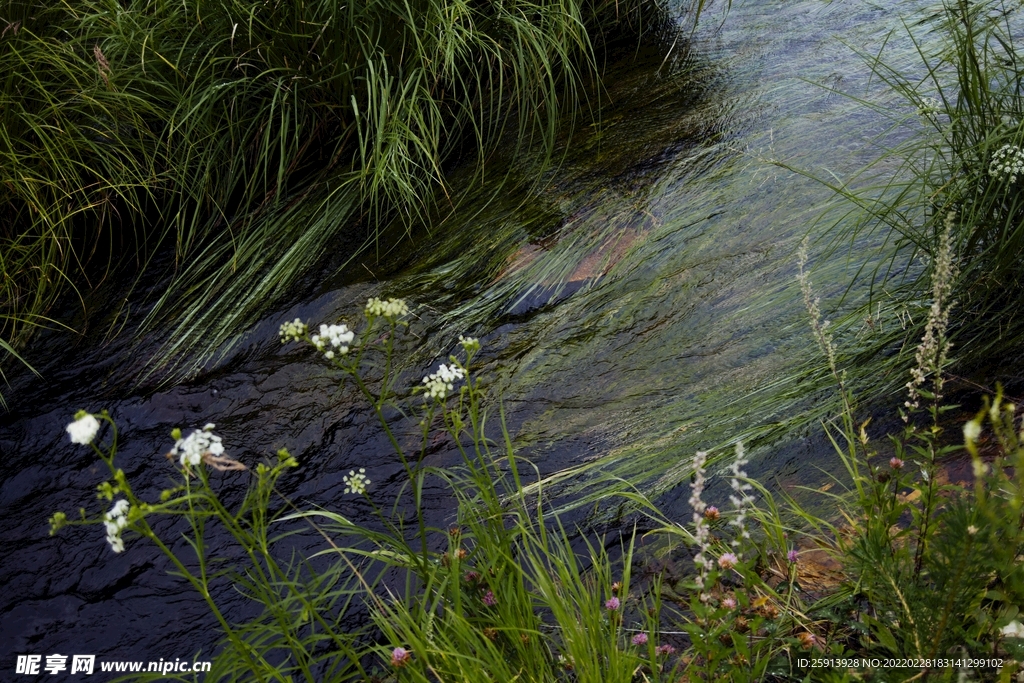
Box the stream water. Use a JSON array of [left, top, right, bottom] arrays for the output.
[[1, 0, 934, 669]]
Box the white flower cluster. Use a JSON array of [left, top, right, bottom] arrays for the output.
[[171, 423, 225, 467], [990, 143, 1024, 183], [422, 363, 465, 400], [66, 412, 100, 445], [458, 335, 480, 353], [728, 442, 755, 555], [103, 499, 130, 553], [311, 323, 355, 359], [905, 211, 957, 417], [916, 96, 943, 117], [688, 451, 713, 596], [279, 318, 308, 343], [1004, 621, 1024, 638], [797, 239, 839, 377], [365, 297, 409, 319], [343, 468, 370, 495], [963, 419, 982, 443]]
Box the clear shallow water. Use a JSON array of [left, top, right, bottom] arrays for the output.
[[1, 0, 935, 667]]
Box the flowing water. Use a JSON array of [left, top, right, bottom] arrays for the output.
[[1, 0, 934, 668]]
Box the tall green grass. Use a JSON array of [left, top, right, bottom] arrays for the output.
[[0, 0, 698, 396], [806, 0, 1024, 388]]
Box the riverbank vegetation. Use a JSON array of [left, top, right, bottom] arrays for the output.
[[38, 0, 1024, 679], [0, 0, 700, 398], [803, 0, 1024, 392], [51, 287, 1024, 681]]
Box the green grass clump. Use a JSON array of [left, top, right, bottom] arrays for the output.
[[817, 0, 1024, 384], [0, 0, 692, 394]]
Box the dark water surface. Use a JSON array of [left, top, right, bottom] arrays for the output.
[[2, 0, 933, 672]]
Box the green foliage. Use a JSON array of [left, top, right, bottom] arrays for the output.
[[54, 297, 840, 682], [787, 221, 1024, 677], [53, 303, 682, 681], [769, 1, 1024, 674], [63, 281, 1024, 682], [812, 0, 1024, 380], [0, 0, 690, 392]]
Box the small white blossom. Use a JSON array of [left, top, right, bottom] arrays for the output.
[[66, 413, 100, 445], [343, 468, 370, 495], [973, 459, 989, 478], [989, 144, 1024, 183], [365, 297, 409, 319], [279, 318, 308, 343], [311, 323, 355, 358], [170, 424, 226, 468], [689, 451, 713, 597], [917, 96, 942, 117], [729, 442, 755, 554], [458, 335, 480, 353], [963, 419, 981, 443], [422, 363, 465, 400], [905, 211, 957, 417], [1002, 620, 1024, 638], [103, 498, 130, 554]]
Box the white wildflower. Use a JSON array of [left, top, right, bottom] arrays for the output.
[[728, 442, 755, 555], [905, 211, 957, 418], [989, 144, 1024, 183], [973, 459, 989, 478], [963, 419, 981, 443], [689, 451, 713, 597], [458, 335, 480, 353], [917, 96, 942, 117], [1002, 620, 1024, 638], [170, 424, 226, 468], [103, 498, 130, 554], [422, 363, 465, 400], [279, 318, 307, 343], [311, 323, 355, 358], [366, 297, 409, 319], [797, 238, 838, 376], [66, 412, 100, 445], [343, 468, 370, 495]]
